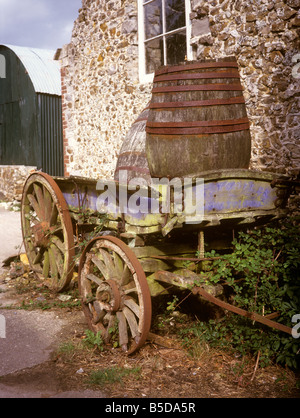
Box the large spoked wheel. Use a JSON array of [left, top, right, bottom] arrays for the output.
[[78, 236, 152, 355], [21, 172, 75, 292]]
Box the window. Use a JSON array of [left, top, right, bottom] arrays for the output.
[[138, 0, 192, 83]]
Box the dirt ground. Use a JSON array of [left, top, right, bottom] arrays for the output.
[[1, 270, 299, 399]]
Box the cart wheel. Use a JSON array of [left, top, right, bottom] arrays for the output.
[[78, 236, 152, 354], [21, 172, 75, 292]]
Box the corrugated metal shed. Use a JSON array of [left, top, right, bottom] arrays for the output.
[[0, 44, 64, 176], [1, 44, 61, 96]]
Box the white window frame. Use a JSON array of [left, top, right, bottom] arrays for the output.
[[138, 0, 193, 84]]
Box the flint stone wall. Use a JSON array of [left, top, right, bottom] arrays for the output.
[[60, 0, 152, 179], [61, 0, 300, 180], [0, 166, 36, 202]]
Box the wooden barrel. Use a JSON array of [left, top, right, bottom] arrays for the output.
[[146, 58, 251, 178], [114, 106, 151, 184]]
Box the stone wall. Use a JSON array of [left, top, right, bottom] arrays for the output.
[[0, 166, 36, 202], [190, 0, 300, 174], [60, 0, 152, 179], [61, 0, 300, 179]]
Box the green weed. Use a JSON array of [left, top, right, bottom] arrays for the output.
[[192, 217, 300, 369]]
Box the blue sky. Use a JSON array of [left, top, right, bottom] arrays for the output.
[[0, 0, 82, 51]]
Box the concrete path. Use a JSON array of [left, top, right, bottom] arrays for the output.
[[0, 206, 24, 274], [0, 206, 105, 398]]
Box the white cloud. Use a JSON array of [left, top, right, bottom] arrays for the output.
[[0, 0, 82, 50], [1, 0, 49, 27]]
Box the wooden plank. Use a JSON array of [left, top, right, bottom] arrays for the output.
[[125, 224, 162, 235], [146, 274, 170, 297], [131, 243, 195, 258], [139, 258, 171, 273], [152, 270, 196, 289]]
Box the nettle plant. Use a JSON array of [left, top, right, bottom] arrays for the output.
[[195, 216, 300, 368]]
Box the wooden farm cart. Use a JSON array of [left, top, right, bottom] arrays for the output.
[[21, 169, 293, 354]]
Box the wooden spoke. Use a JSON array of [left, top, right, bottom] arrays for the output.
[[21, 172, 75, 292], [98, 249, 115, 278], [86, 273, 104, 287], [123, 306, 139, 339], [121, 265, 131, 286], [91, 255, 109, 280], [48, 246, 59, 286], [78, 236, 152, 354], [50, 244, 64, 278], [51, 236, 66, 254], [27, 194, 43, 221], [116, 311, 129, 351], [113, 252, 124, 278], [43, 186, 53, 222], [92, 301, 106, 324], [124, 298, 140, 318], [49, 205, 58, 227], [81, 275, 92, 303], [33, 184, 45, 220], [104, 314, 116, 342], [32, 248, 43, 265], [124, 287, 137, 295], [43, 250, 50, 278]]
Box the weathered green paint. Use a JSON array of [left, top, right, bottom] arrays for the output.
[[131, 243, 195, 258], [0, 46, 63, 175], [0, 47, 40, 166], [38, 94, 64, 176], [146, 274, 169, 297]]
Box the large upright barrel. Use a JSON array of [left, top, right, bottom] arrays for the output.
[[146, 58, 251, 178], [114, 106, 151, 184]]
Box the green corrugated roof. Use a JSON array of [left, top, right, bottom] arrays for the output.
[[1, 44, 61, 96]]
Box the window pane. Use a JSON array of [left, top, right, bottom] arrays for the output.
[[145, 38, 164, 74], [166, 31, 186, 65], [144, 0, 162, 40], [165, 0, 186, 32]]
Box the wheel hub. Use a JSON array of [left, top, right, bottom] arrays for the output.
[[32, 222, 50, 247], [96, 279, 121, 312]]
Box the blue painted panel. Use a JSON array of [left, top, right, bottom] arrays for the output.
[[202, 179, 276, 213], [59, 176, 278, 227]]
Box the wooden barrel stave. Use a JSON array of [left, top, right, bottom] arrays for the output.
[[114, 106, 151, 184], [146, 59, 251, 178]]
